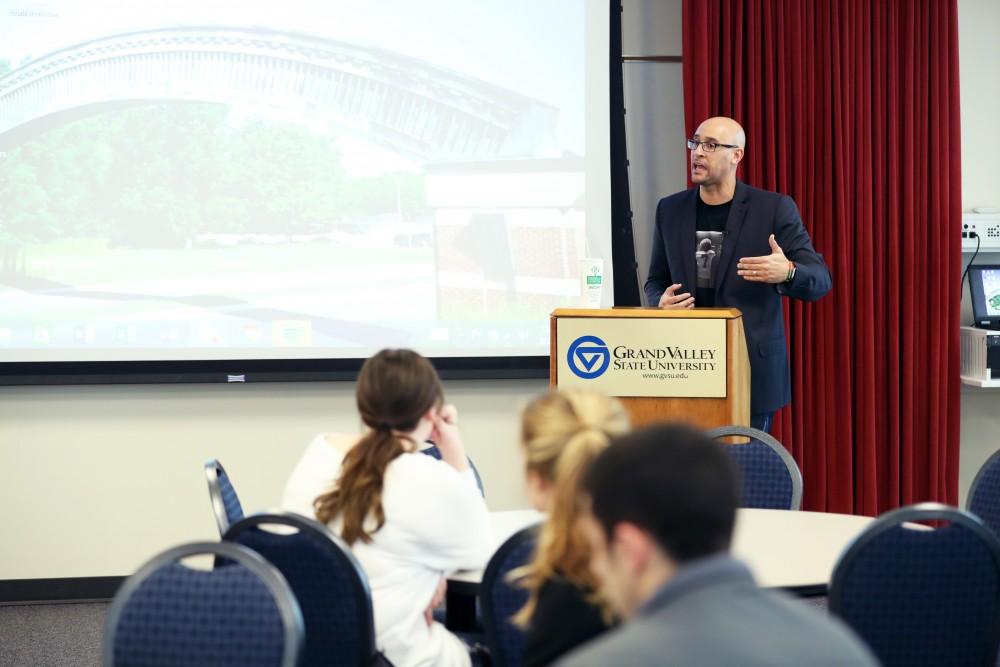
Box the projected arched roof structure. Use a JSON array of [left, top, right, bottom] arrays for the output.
[[0, 26, 558, 160]]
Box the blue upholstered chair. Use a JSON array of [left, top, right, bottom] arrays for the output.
[[419, 444, 485, 497], [705, 425, 803, 510], [103, 541, 303, 667], [205, 459, 244, 536], [968, 449, 1000, 539], [223, 511, 391, 667], [480, 524, 540, 667], [829, 503, 1000, 667]]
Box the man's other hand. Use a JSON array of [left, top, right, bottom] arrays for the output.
[[658, 283, 695, 309]]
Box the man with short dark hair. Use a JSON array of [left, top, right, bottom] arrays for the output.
[[555, 424, 876, 666]]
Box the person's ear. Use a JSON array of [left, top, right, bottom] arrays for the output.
[[525, 469, 552, 492], [611, 522, 655, 575], [732, 147, 744, 167], [524, 469, 553, 510]]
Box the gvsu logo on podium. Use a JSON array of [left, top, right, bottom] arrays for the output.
[[567, 335, 611, 379]]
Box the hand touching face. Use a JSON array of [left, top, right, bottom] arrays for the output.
[[428, 403, 469, 472]]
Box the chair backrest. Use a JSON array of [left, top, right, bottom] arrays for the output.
[[480, 524, 540, 667], [224, 511, 385, 667], [103, 541, 303, 667], [968, 448, 1000, 538], [829, 503, 1000, 667], [419, 444, 485, 497], [705, 425, 803, 510], [205, 458, 245, 536]]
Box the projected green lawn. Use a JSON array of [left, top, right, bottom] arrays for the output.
[[1, 104, 427, 248], [0, 104, 437, 335]]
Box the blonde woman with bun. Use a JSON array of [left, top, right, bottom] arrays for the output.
[[513, 389, 630, 667]]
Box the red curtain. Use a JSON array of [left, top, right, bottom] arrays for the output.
[[682, 0, 961, 514]]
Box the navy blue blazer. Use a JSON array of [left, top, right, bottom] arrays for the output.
[[644, 181, 831, 414]]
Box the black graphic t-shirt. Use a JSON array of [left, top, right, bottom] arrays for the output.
[[695, 197, 731, 307]]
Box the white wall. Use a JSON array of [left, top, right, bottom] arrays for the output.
[[959, 0, 1000, 212], [622, 0, 686, 300], [3, 0, 993, 584], [0, 379, 545, 579], [958, 0, 1000, 505]]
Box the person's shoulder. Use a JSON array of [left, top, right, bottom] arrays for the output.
[[740, 183, 800, 214], [297, 433, 352, 463], [380, 453, 445, 509], [381, 451, 488, 545], [534, 575, 605, 626], [388, 450, 465, 487], [281, 434, 346, 517], [524, 576, 610, 667], [690, 584, 878, 665], [758, 589, 877, 662], [292, 433, 341, 463], [320, 432, 358, 452], [740, 182, 789, 203], [537, 575, 595, 608], [387, 450, 435, 474], [554, 622, 658, 667], [538, 574, 586, 598], [657, 187, 696, 208], [305, 432, 329, 448]]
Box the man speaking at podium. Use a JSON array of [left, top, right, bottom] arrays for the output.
[[645, 117, 831, 432]]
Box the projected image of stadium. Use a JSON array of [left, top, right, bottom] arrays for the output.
[[0, 0, 611, 363]]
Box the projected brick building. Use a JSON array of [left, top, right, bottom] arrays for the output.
[[426, 157, 586, 319]]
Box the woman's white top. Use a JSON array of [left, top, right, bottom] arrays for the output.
[[281, 433, 348, 519], [281, 434, 493, 667]]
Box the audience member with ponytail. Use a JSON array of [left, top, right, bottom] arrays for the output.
[[512, 389, 630, 667], [281, 349, 492, 667]]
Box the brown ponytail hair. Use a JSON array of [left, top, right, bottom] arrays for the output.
[[511, 389, 630, 626], [314, 349, 443, 544]]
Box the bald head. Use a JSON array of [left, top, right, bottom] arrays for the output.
[[689, 117, 745, 195], [695, 117, 746, 149]]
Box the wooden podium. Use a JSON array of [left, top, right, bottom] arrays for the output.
[[550, 307, 749, 430]]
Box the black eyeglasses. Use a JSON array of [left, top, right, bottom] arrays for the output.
[[686, 139, 740, 153]]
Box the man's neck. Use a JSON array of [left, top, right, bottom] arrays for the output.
[[634, 553, 746, 618], [625, 557, 676, 619], [698, 179, 737, 205]]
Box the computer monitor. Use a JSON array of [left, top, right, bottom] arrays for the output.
[[969, 265, 1000, 329]]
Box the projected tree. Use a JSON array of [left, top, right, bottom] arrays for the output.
[[0, 103, 428, 249]]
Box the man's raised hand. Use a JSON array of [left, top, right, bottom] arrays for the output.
[[737, 235, 790, 283]]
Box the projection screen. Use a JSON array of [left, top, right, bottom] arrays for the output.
[[0, 0, 613, 379]]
